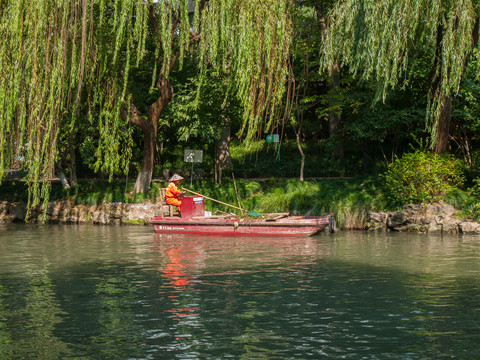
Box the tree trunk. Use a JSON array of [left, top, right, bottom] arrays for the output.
[[127, 75, 173, 193], [315, 3, 344, 159], [328, 62, 344, 159], [55, 164, 70, 189], [428, 24, 450, 155], [134, 124, 157, 193], [69, 147, 78, 187], [66, 130, 78, 187], [215, 124, 232, 185], [296, 132, 305, 182], [429, 18, 478, 154], [433, 96, 452, 154]]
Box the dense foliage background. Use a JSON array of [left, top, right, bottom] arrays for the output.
[[2, 0, 480, 223]]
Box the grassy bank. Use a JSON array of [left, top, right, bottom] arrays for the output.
[[0, 176, 388, 229]]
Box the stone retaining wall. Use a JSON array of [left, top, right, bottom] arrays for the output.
[[0, 201, 165, 225], [366, 203, 480, 234]]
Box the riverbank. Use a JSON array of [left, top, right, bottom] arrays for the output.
[[2, 177, 480, 233], [366, 203, 480, 234], [2, 200, 480, 234]]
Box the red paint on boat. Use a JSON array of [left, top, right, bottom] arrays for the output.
[[152, 195, 333, 236], [151, 215, 331, 237]]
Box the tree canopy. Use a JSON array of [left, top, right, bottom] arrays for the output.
[[3, 0, 480, 218], [321, 0, 480, 152], [0, 0, 293, 211]]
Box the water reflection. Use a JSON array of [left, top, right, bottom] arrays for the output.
[[0, 225, 479, 359], [22, 264, 69, 359], [0, 282, 12, 359], [91, 263, 142, 359], [0, 262, 68, 359]]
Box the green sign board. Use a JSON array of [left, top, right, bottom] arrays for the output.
[[266, 134, 279, 143], [266, 134, 280, 161]]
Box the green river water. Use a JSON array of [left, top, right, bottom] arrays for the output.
[[0, 223, 479, 359]]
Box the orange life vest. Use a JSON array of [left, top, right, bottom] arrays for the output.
[[165, 181, 181, 200]]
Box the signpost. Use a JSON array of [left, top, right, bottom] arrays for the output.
[[266, 134, 280, 161], [184, 149, 203, 185]]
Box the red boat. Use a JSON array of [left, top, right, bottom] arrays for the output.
[[151, 196, 334, 237]]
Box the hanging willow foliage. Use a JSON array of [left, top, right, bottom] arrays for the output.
[[198, 0, 293, 142], [321, 0, 480, 147], [0, 0, 293, 215]]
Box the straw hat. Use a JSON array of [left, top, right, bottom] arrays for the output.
[[169, 173, 184, 182]]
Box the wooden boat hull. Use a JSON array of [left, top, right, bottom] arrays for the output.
[[151, 215, 333, 237]]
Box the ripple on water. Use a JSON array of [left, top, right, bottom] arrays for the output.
[[0, 226, 479, 359]]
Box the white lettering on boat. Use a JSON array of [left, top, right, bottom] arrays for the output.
[[156, 225, 186, 230]]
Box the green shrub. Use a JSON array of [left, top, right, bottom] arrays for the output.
[[384, 151, 464, 206], [445, 187, 469, 209], [455, 178, 480, 221]]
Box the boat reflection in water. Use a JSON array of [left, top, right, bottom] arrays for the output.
[[153, 233, 330, 353]]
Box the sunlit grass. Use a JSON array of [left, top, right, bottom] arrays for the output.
[[1, 177, 388, 229], [236, 177, 388, 229]]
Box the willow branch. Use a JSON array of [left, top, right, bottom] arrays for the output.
[[76, 0, 89, 109], [148, 5, 162, 44], [169, 33, 201, 73]]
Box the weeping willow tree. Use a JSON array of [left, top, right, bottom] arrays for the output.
[[0, 0, 293, 214], [321, 0, 480, 153]]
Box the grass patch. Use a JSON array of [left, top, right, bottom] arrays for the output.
[[186, 177, 387, 229], [1, 176, 388, 229]]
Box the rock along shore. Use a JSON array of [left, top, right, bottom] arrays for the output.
[[366, 203, 480, 234], [0, 200, 163, 225]]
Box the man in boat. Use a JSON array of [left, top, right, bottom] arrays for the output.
[[165, 174, 186, 212]]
